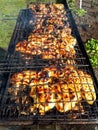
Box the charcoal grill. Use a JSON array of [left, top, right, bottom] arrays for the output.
[[0, 0, 98, 126]]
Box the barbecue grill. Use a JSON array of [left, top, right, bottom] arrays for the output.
[[0, 0, 98, 127]]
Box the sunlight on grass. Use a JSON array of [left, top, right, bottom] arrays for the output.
[[0, 20, 16, 49], [0, 0, 26, 49]]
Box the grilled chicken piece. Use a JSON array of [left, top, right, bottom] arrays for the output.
[[9, 70, 37, 97], [28, 3, 65, 15], [16, 33, 76, 59], [63, 66, 96, 105], [10, 70, 37, 86], [37, 91, 55, 115], [82, 84, 96, 105], [79, 73, 96, 105], [30, 84, 55, 115], [54, 83, 82, 112]]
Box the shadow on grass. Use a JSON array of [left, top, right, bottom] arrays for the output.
[[0, 47, 6, 61]]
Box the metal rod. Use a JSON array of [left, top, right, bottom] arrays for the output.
[[80, 0, 82, 9]]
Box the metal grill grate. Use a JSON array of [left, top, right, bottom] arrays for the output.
[[0, 0, 98, 126]]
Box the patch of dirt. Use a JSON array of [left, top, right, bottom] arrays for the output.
[[74, 0, 98, 43], [73, 0, 98, 81]]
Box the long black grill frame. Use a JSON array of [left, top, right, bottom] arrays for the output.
[[0, 0, 98, 126]]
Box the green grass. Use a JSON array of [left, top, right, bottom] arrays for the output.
[[0, 0, 26, 49]]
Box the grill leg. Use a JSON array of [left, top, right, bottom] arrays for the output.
[[36, 124, 39, 130]]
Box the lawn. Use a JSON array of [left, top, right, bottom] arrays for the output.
[[0, 0, 27, 49]]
